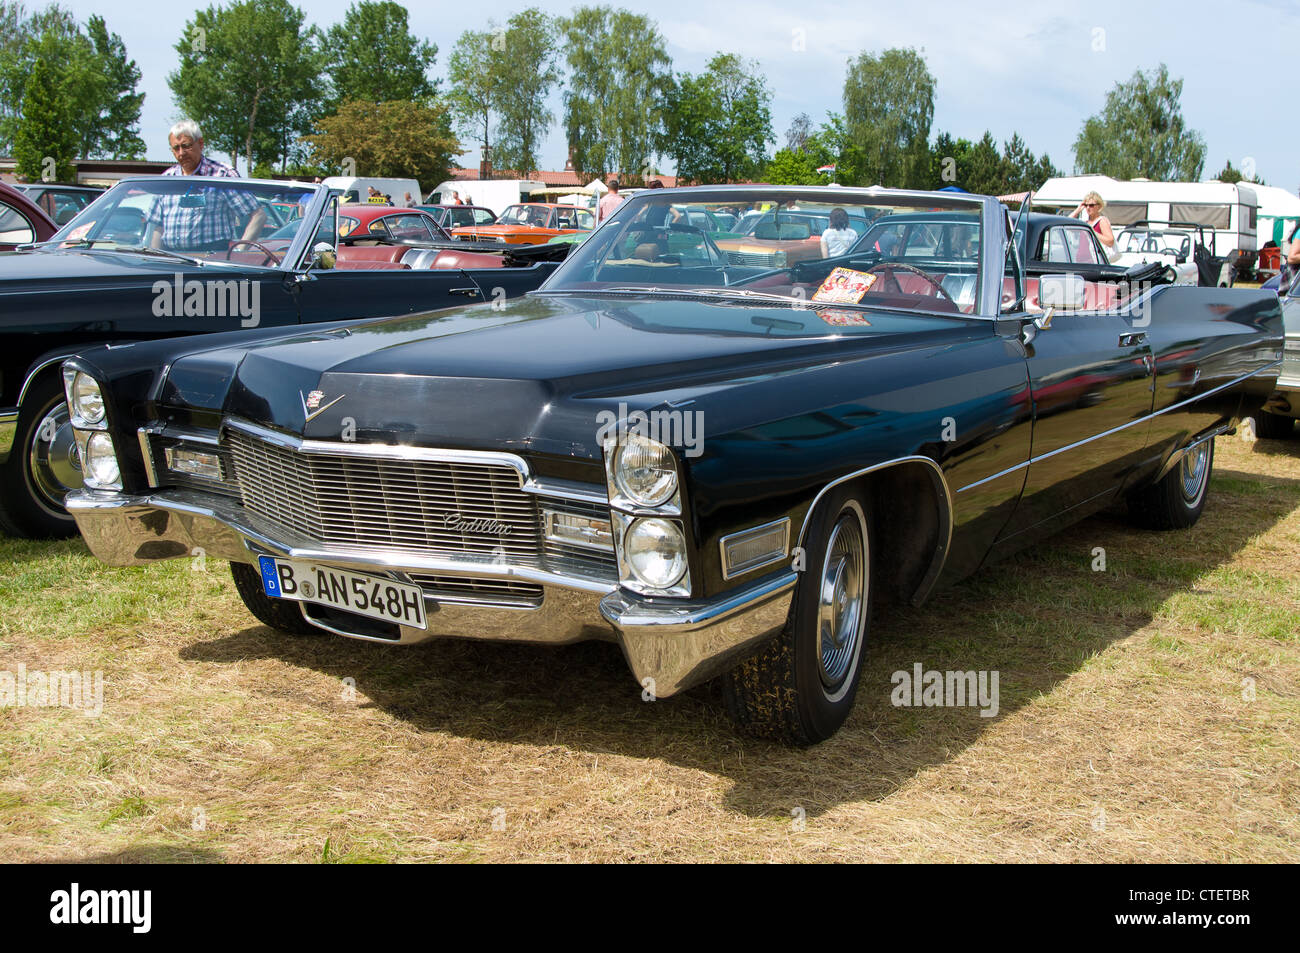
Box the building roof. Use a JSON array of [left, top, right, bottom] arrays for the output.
[[446, 166, 676, 188]]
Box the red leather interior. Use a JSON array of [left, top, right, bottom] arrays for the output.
[[334, 260, 410, 271], [337, 245, 407, 264], [430, 250, 504, 269]]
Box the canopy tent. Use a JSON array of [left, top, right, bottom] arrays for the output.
[[1251, 184, 1300, 246]]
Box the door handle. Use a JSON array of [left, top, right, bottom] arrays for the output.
[[448, 287, 481, 297], [1119, 331, 1147, 347]]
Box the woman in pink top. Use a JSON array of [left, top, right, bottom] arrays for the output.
[[1073, 190, 1116, 260]]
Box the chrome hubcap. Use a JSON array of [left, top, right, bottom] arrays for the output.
[[27, 402, 82, 514], [1179, 443, 1209, 504], [817, 510, 866, 693]]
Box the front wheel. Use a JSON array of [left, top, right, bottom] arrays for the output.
[[230, 561, 321, 635], [1127, 439, 1214, 530], [722, 486, 873, 745], [1254, 412, 1295, 440], [0, 374, 81, 538]]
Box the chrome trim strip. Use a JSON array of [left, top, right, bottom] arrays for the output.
[[0, 408, 17, 457], [956, 360, 1283, 494], [792, 455, 953, 607], [719, 518, 791, 581], [221, 417, 530, 484], [18, 356, 71, 406], [523, 475, 609, 505], [600, 570, 796, 631], [136, 426, 162, 487]]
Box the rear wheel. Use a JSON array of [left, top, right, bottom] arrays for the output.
[[1254, 411, 1295, 440], [230, 561, 320, 635], [1128, 439, 1214, 530], [0, 374, 81, 538], [722, 486, 872, 745]]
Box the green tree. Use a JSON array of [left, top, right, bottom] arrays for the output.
[[170, 0, 325, 174], [1073, 64, 1206, 181], [446, 28, 498, 173], [1214, 158, 1264, 185], [764, 148, 824, 185], [303, 98, 459, 192], [492, 8, 562, 176], [12, 31, 78, 182], [84, 15, 145, 158], [962, 131, 1003, 196], [665, 53, 773, 184], [842, 47, 934, 188], [325, 1, 437, 106], [560, 6, 672, 179], [0, 6, 144, 160]]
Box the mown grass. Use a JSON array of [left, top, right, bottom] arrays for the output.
[[0, 434, 1297, 862]]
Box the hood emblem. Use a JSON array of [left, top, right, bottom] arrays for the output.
[[300, 389, 346, 422]]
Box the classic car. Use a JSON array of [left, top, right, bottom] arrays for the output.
[[0, 176, 561, 538], [419, 204, 498, 230], [714, 206, 873, 268], [451, 203, 594, 245], [1255, 277, 1299, 437], [1112, 221, 1235, 288], [0, 181, 57, 251], [65, 185, 1282, 745], [12, 182, 103, 226]]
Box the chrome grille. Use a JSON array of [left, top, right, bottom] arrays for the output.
[[726, 250, 781, 267], [406, 573, 544, 607], [226, 430, 541, 561]]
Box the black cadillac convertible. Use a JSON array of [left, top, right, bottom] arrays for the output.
[[0, 176, 557, 538], [64, 185, 1283, 744]]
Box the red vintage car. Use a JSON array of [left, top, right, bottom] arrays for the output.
[[0, 181, 58, 251], [451, 203, 594, 245]]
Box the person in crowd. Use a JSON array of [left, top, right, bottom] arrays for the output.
[[147, 119, 264, 252], [1280, 223, 1300, 291], [820, 208, 858, 258], [598, 180, 625, 222], [1072, 190, 1116, 260], [163, 119, 239, 178]]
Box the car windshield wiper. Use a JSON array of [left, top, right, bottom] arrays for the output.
[[16, 238, 206, 265]]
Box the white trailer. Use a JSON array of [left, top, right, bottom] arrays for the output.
[[1033, 174, 1258, 272], [427, 179, 547, 217]]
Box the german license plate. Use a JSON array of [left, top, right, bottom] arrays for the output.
[[257, 556, 426, 630]]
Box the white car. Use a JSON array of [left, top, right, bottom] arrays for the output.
[[1113, 227, 1200, 286]]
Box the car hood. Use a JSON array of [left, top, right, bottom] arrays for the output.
[[0, 247, 225, 290], [160, 293, 980, 461]]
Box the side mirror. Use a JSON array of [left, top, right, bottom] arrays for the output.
[[310, 241, 336, 270], [1038, 273, 1087, 311]]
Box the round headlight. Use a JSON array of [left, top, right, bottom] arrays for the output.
[[625, 518, 687, 589], [71, 373, 105, 425], [83, 432, 120, 487], [614, 433, 677, 507]]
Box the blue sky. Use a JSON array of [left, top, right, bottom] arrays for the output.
[[57, 0, 1299, 193]]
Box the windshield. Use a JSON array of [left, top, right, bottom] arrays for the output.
[[546, 188, 986, 318], [498, 205, 554, 227], [1117, 229, 1192, 258], [50, 177, 319, 263]]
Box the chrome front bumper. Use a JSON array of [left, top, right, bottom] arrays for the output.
[[66, 489, 795, 697]]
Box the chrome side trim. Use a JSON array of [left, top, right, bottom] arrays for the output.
[[137, 426, 162, 487], [524, 475, 609, 505], [0, 408, 17, 458], [793, 455, 954, 606], [1152, 424, 1232, 483], [956, 360, 1283, 494], [18, 355, 71, 406], [221, 417, 531, 484]]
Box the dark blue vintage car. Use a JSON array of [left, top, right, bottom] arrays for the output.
[[0, 176, 560, 537], [64, 185, 1283, 744]]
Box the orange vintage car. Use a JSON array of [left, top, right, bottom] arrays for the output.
[[451, 203, 594, 245]]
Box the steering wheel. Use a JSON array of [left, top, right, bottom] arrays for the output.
[[227, 239, 282, 266], [863, 262, 956, 304]]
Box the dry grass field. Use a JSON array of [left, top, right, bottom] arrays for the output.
[[1, 433, 1297, 863]]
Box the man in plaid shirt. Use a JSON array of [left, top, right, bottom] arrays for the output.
[[147, 120, 266, 252]]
